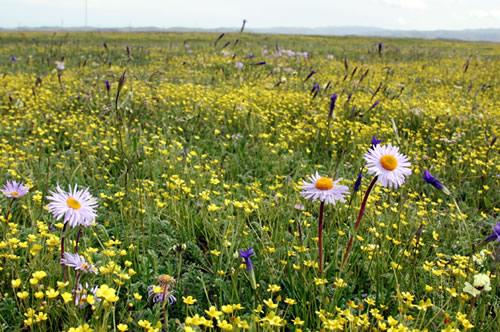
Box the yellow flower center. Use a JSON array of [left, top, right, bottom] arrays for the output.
[[66, 197, 81, 210], [11, 191, 19, 197], [315, 177, 334, 190], [380, 155, 398, 171]]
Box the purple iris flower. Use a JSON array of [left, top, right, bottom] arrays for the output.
[[311, 83, 320, 94], [304, 70, 316, 82], [353, 172, 363, 192], [239, 247, 255, 271], [371, 136, 382, 148], [423, 170, 444, 190], [368, 100, 380, 111], [328, 94, 338, 118], [485, 222, 500, 242]]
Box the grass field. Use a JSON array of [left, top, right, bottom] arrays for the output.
[[0, 31, 499, 331]]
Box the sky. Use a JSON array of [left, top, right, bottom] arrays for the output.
[[1, 0, 499, 30]]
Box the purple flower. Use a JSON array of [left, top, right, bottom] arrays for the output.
[[304, 70, 316, 82], [74, 283, 100, 308], [485, 222, 500, 242], [253, 61, 266, 66], [368, 100, 380, 111], [239, 247, 255, 271], [10, 55, 17, 63], [311, 83, 320, 98], [423, 170, 443, 190], [378, 42, 384, 55], [353, 172, 363, 192], [1, 180, 29, 199], [105, 80, 110, 93], [328, 94, 338, 119], [311, 83, 320, 94], [423, 170, 451, 194], [235, 62, 244, 70], [148, 285, 177, 304], [371, 136, 382, 148], [148, 275, 176, 304]]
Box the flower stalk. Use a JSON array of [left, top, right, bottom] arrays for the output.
[[318, 201, 325, 274], [342, 175, 378, 267]]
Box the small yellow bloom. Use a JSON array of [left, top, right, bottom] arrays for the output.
[[61, 292, 73, 303], [46, 288, 59, 299], [117, 323, 128, 331], [87, 295, 95, 305], [11, 279, 21, 288], [32, 271, 47, 280], [183, 296, 197, 305], [17, 291, 29, 300], [96, 284, 118, 303], [217, 320, 233, 331], [205, 306, 222, 319], [263, 298, 278, 309], [267, 284, 281, 293]]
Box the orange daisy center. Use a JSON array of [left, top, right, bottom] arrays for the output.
[[315, 177, 334, 190], [380, 155, 398, 171], [66, 197, 81, 210], [11, 191, 19, 197]]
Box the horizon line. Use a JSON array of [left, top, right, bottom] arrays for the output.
[[1, 25, 500, 32]]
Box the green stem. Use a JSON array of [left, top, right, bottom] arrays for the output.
[[342, 175, 378, 268]]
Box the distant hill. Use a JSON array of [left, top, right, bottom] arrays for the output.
[[250, 26, 500, 43], [1, 26, 499, 43]]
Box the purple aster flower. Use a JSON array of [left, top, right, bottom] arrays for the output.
[[74, 283, 100, 308], [60, 252, 97, 274], [148, 286, 176, 304], [1, 180, 29, 199], [239, 248, 255, 271], [148, 275, 177, 304], [353, 172, 363, 192], [485, 222, 500, 242], [328, 94, 338, 119], [235, 62, 244, 70]]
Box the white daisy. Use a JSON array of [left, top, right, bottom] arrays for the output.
[[60, 252, 97, 274], [301, 172, 349, 205], [47, 185, 98, 228], [364, 144, 411, 189], [1, 180, 29, 198]]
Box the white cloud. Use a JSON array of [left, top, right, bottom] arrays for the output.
[[397, 17, 409, 25], [378, 0, 428, 10], [469, 9, 500, 20]]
